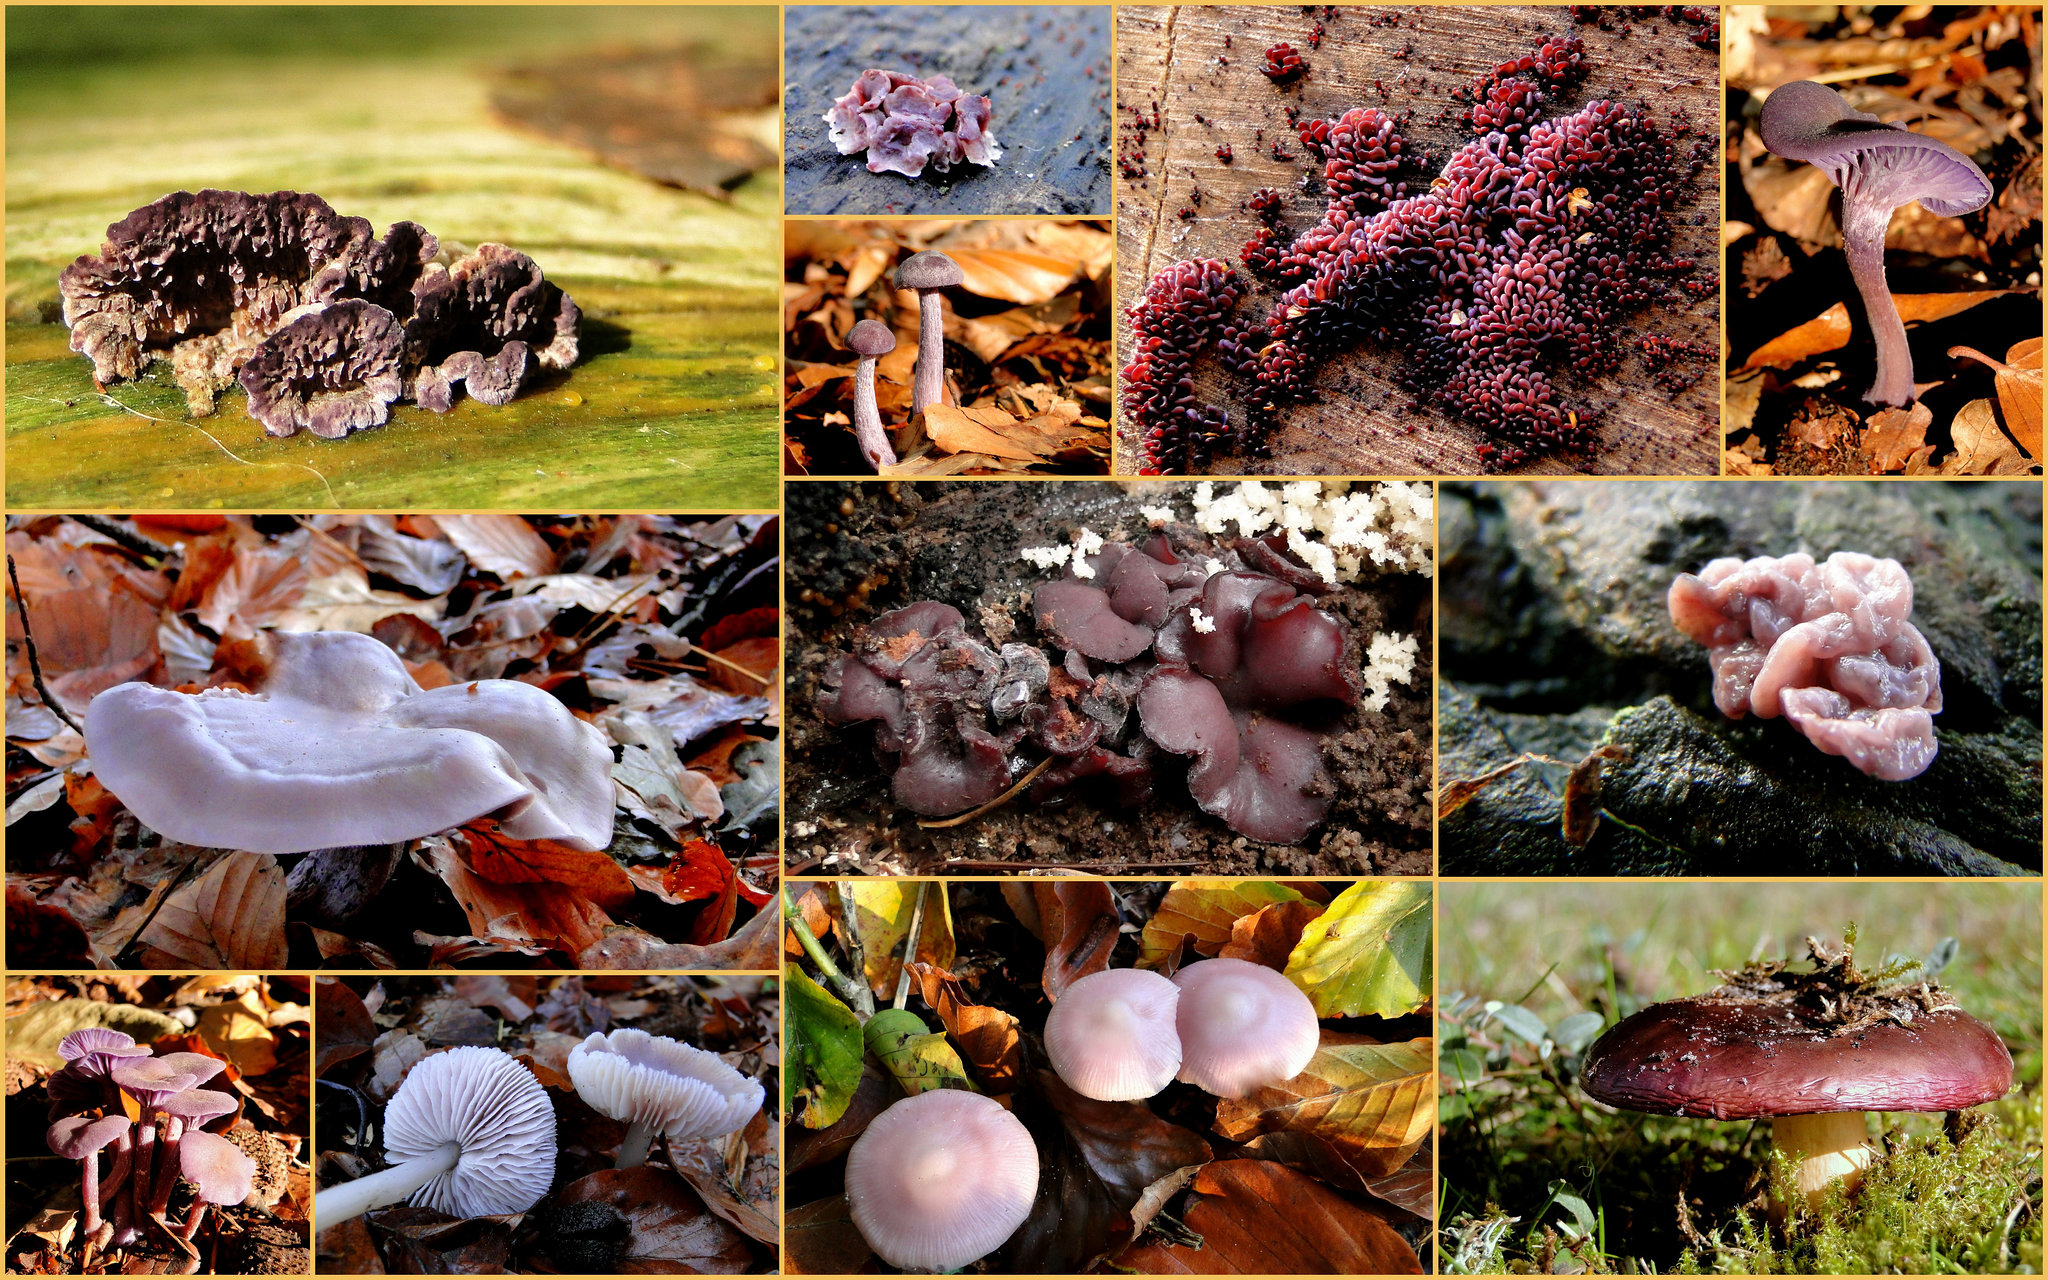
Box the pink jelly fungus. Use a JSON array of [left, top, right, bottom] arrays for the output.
[[1667, 551, 1942, 780], [824, 69, 1003, 179]]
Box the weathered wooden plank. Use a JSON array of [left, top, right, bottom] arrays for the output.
[[1114, 5, 1721, 476], [5, 8, 782, 510]]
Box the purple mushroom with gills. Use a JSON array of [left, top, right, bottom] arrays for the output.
[[895, 251, 964, 415], [846, 318, 899, 471], [46, 1115, 131, 1256], [48, 1027, 152, 1112], [843, 1089, 1039, 1272], [148, 1088, 238, 1217], [564, 1027, 765, 1169], [1667, 552, 1942, 781], [1758, 80, 1994, 408], [1579, 936, 2013, 1222], [1171, 958, 1321, 1098], [1044, 967, 1183, 1101], [236, 298, 406, 438], [82, 629, 615, 854], [107, 1057, 204, 1226], [175, 1130, 254, 1251], [313, 1046, 557, 1224]]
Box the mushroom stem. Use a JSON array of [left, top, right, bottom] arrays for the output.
[[79, 1139, 104, 1247], [912, 293, 947, 414], [615, 1121, 656, 1170], [132, 1117, 155, 1230], [178, 1199, 207, 1243], [1771, 1111, 1876, 1221], [148, 1117, 185, 1218], [852, 355, 896, 471], [312, 1141, 462, 1225], [1840, 197, 1914, 408]]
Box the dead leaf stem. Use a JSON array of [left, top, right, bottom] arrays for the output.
[[5, 554, 85, 736], [916, 755, 1057, 828]]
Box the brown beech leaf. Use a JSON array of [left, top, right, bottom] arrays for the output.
[[1862, 402, 1933, 472], [1739, 302, 1850, 370], [907, 961, 1024, 1094], [435, 514, 557, 580], [417, 836, 615, 957], [1035, 880, 1118, 999], [1361, 1149, 1434, 1221], [785, 1196, 879, 1275], [923, 404, 1040, 461], [942, 247, 1079, 304], [1138, 880, 1308, 968], [1219, 900, 1327, 970], [194, 546, 310, 640], [315, 978, 376, 1076], [1038, 1070, 1214, 1211], [1950, 338, 2042, 457], [456, 825, 636, 911], [578, 902, 779, 971], [367, 1206, 513, 1273], [1215, 1036, 1435, 1184], [1939, 397, 2034, 475], [552, 1167, 753, 1272], [1113, 1159, 1422, 1274], [1893, 290, 2015, 324], [136, 850, 289, 970], [790, 1059, 892, 1175]]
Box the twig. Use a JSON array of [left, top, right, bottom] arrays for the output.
[[834, 882, 869, 996], [917, 756, 1057, 828], [781, 885, 873, 1016], [892, 880, 930, 1011], [68, 515, 173, 561], [115, 850, 206, 965], [6, 554, 84, 735], [940, 859, 1204, 871], [688, 642, 771, 685], [92, 391, 338, 507]]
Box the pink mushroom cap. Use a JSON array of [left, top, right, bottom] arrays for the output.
[[1172, 958, 1322, 1098], [1043, 967, 1182, 1101], [844, 1090, 1039, 1272], [179, 1130, 256, 1206]]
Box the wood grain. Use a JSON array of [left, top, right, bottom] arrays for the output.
[[1114, 5, 1721, 476]]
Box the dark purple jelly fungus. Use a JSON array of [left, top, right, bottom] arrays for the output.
[[58, 189, 580, 437], [1120, 35, 1703, 473], [824, 69, 1002, 179], [1262, 44, 1308, 82], [817, 535, 1361, 843]]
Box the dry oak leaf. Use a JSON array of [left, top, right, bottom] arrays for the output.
[[1215, 1035, 1435, 1185], [1950, 338, 2042, 457], [1111, 1159, 1422, 1274], [457, 824, 636, 911], [922, 404, 1041, 461], [1862, 402, 1933, 472], [136, 850, 289, 970]]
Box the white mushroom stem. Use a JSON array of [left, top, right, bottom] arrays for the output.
[[615, 1121, 656, 1170], [1771, 1111, 1876, 1220], [312, 1141, 461, 1225]]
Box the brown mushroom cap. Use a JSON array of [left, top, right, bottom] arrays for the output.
[[895, 250, 963, 292], [1581, 996, 2013, 1120], [848, 319, 897, 357]]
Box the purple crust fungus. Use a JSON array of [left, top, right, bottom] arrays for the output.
[[58, 189, 580, 438], [825, 69, 1002, 179], [895, 251, 964, 416], [818, 528, 1362, 843], [1667, 552, 1942, 780], [1759, 80, 1993, 408], [1581, 935, 2012, 1220], [847, 318, 899, 471]]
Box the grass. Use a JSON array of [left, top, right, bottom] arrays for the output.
[[1438, 882, 2043, 1274]]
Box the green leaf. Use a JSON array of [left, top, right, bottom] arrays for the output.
[[6, 999, 186, 1068], [863, 1007, 975, 1097], [1283, 880, 1431, 1018], [1492, 1004, 1547, 1045], [1551, 1011, 1607, 1053], [785, 967, 863, 1129]]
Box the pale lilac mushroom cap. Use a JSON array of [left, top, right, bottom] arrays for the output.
[[109, 1057, 202, 1109], [158, 1088, 238, 1129], [844, 1090, 1039, 1272], [1172, 958, 1322, 1098], [381, 1047, 558, 1218], [566, 1027, 764, 1167], [1758, 80, 1993, 407], [179, 1130, 257, 1207], [1043, 967, 1183, 1101], [47, 1114, 131, 1162], [83, 629, 615, 853]]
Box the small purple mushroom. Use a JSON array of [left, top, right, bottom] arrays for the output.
[[847, 318, 899, 471], [47, 1115, 131, 1258], [1759, 80, 1993, 407], [149, 1089, 238, 1217], [895, 251, 963, 415]]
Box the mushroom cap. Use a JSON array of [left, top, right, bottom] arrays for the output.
[[844, 1090, 1039, 1272], [383, 1046, 557, 1218], [179, 1130, 257, 1207], [1172, 958, 1322, 1098], [848, 318, 897, 357], [58, 1029, 151, 1065], [1043, 967, 1183, 1101], [1581, 996, 2013, 1120], [895, 250, 964, 292], [158, 1088, 239, 1127], [565, 1027, 764, 1141], [84, 629, 615, 854], [153, 1052, 229, 1088], [47, 1114, 131, 1159], [109, 1058, 202, 1108], [1759, 80, 1992, 218]]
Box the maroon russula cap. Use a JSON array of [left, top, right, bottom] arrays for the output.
[[1582, 997, 2012, 1120]]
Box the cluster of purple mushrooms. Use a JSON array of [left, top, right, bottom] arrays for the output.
[[1124, 33, 1705, 473], [824, 69, 1002, 180], [60, 189, 580, 439], [819, 527, 1363, 844], [42, 1029, 257, 1272]]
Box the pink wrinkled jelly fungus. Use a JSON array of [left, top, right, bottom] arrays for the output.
[[825, 69, 1002, 180], [1043, 967, 1183, 1101], [1667, 551, 1942, 780], [844, 1089, 1039, 1272], [1172, 958, 1322, 1098]]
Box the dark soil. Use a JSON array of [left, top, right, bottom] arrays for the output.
[[783, 480, 1433, 875], [784, 5, 1112, 215]]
